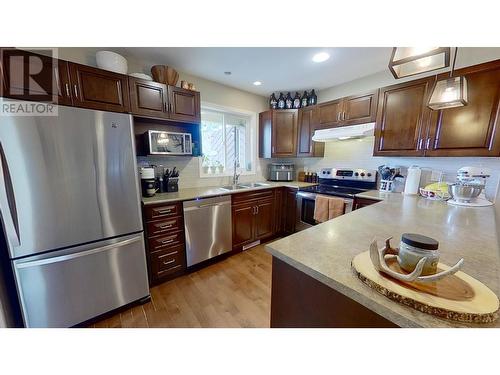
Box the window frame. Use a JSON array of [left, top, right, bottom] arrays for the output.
[[199, 101, 258, 178]]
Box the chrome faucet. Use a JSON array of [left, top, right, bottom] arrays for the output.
[[232, 158, 240, 186]]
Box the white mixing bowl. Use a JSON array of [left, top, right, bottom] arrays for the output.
[[96, 51, 128, 74]]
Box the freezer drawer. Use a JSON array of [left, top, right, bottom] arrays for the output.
[[183, 196, 232, 267], [12, 233, 149, 328]]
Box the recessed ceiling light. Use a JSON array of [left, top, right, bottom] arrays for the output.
[[253, 81, 262, 86], [224, 71, 232, 75], [312, 52, 330, 63]]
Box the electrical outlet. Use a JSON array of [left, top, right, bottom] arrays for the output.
[[430, 169, 443, 181]]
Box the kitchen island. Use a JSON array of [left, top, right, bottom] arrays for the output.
[[266, 191, 500, 328]]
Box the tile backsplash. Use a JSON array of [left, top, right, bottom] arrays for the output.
[[136, 156, 269, 188], [137, 137, 500, 201], [293, 137, 500, 201]]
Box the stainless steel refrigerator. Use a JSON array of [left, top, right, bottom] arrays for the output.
[[0, 100, 150, 327]]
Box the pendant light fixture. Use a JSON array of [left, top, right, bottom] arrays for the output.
[[428, 47, 468, 110], [388, 47, 450, 79]]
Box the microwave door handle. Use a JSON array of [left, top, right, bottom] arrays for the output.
[[0, 143, 20, 247]]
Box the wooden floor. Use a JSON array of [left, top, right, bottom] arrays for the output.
[[88, 244, 272, 328]]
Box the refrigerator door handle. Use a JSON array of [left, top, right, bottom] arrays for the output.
[[15, 235, 142, 269], [0, 143, 20, 247]]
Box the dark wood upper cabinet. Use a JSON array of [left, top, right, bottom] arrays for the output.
[[0, 49, 72, 105], [259, 109, 299, 158], [373, 77, 434, 156], [317, 99, 343, 128], [69, 63, 130, 113], [316, 90, 378, 128], [167, 86, 200, 123], [343, 90, 378, 125], [426, 61, 500, 157], [129, 77, 169, 119], [297, 106, 324, 157], [272, 109, 298, 157]]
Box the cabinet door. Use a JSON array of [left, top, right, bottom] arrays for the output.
[[0, 49, 72, 105], [129, 77, 168, 119], [232, 203, 255, 249], [353, 197, 378, 210], [69, 63, 130, 113], [373, 77, 433, 156], [426, 63, 500, 156], [317, 99, 343, 128], [274, 188, 283, 234], [254, 199, 275, 240], [297, 106, 324, 157], [343, 90, 378, 125], [168, 86, 200, 123], [272, 110, 298, 157], [283, 188, 297, 235]]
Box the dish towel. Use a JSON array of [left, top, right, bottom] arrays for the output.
[[313, 195, 346, 223]]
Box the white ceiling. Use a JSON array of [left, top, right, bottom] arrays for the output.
[[116, 47, 393, 96]]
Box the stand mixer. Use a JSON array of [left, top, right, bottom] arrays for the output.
[[447, 166, 494, 207]]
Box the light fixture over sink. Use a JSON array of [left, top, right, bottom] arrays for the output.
[[388, 47, 450, 79], [428, 48, 468, 110]]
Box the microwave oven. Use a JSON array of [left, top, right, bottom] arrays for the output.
[[144, 130, 192, 155]]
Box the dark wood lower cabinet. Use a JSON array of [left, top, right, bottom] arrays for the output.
[[270, 257, 398, 328], [353, 197, 380, 210], [232, 203, 255, 249], [231, 189, 277, 251], [143, 202, 187, 285], [283, 188, 297, 235]]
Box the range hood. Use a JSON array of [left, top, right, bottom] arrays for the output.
[[312, 122, 375, 142]]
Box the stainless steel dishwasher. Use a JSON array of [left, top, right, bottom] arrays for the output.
[[183, 195, 232, 266]]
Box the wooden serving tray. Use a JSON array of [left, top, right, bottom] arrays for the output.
[[352, 251, 499, 324]]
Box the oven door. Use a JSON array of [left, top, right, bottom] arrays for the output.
[[295, 192, 354, 232], [296, 192, 317, 231]]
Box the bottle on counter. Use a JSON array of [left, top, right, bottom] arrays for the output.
[[308, 89, 317, 105], [301, 91, 309, 107], [305, 172, 311, 182], [277, 92, 286, 109], [285, 92, 293, 109], [269, 93, 278, 109], [293, 92, 301, 109]]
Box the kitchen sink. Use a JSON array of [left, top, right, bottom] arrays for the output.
[[238, 182, 271, 188], [219, 185, 249, 191], [219, 182, 271, 191]]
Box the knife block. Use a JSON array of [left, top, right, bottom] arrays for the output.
[[165, 177, 179, 193]]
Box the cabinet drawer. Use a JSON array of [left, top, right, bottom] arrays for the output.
[[148, 232, 184, 253], [150, 245, 186, 279], [146, 217, 183, 237], [145, 202, 182, 221], [232, 189, 275, 205]]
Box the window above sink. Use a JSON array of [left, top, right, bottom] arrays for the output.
[[199, 102, 257, 178]]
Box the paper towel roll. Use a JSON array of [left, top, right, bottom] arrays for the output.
[[404, 166, 422, 195]]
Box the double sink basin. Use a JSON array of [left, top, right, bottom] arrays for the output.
[[219, 182, 271, 191]]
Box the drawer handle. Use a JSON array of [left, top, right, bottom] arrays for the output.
[[161, 251, 178, 258], [163, 259, 176, 266], [161, 238, 175, 244], [156, 208, 174, 214], [158, 224, 173, 229]]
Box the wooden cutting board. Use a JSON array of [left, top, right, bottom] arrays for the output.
[[352, 251, 499, 324]]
